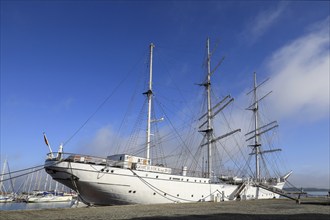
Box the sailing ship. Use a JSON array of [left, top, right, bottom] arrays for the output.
[[44, 39, 292, 205]]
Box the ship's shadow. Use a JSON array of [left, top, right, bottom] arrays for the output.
[[131, 213, 330, 220]]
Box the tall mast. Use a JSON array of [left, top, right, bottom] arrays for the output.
[[146, 43, 155, 164], [245, 72, 281, 181], [199, 39, 239, 179], [253, 72, 261, 181], [206, 38, 213, 178]]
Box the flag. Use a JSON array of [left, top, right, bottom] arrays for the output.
[[43, 133, 49, 146]]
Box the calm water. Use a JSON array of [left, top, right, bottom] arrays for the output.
[[305, 191, 329, 197], [0, 201, 75, 211]]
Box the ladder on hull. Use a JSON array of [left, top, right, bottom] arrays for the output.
[[233, 182, 247, 200], [256, 182, 300, 203]]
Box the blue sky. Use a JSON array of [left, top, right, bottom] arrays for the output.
[[1, 1, 329, 188]]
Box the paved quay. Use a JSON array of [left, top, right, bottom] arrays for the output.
[[1, 198, 329, 220]]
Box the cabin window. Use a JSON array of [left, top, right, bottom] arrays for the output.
[[120, 156, 122, 160], [177, 194, 179, 197], [156, 176, 158, 178], [153, 193, 156, 195], [133, 191, 136, 193], [129, 190, 132, 193], [164, 193, 167, 196], [191, 195, 194, 197], [187, 179, 189, 182], [111, 170, 114, 173]]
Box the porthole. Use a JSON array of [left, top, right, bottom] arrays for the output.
[[128, 190, 132, 193], [177, 194, 179, 197], [191, 195, 194, 197], [164, 193, 167, 196], [111, 170, 114, 173], [156, 176, 159, 178], [153, 192, 156, 195], [133, 191, 136, 193]]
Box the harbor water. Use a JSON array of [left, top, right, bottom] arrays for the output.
[[306, 191, 329, 197], [0, 200, 75, 211]]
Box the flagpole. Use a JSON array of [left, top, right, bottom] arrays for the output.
[[43, 132, 54, 159]]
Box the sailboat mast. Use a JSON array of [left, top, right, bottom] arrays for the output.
[[253, 72, 261, 181], [0, 158, 7, 193], [146, 43, 155, 165], [206, 38, 213, 178]]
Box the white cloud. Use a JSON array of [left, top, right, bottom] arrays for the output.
[[77, 123, 161, 159], [225, 17, 330, 185], [266, 16, 330, 121], [77, 125, 120, 157], [55, 97, 74, 111], [241, 2, 288, 45]]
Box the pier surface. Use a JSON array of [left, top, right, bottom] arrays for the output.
[[1, 198, 329, 220]]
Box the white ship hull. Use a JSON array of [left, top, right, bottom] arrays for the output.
[[45, 159, 284, 206]]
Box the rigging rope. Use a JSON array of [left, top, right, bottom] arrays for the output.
[[0, 164, 45, 177], [0, 160, 62, 183], [62, 51, 148, 147], [155, 99, 202, 171]]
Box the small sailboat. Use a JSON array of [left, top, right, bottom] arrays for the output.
[[0, 194, 14, 203], [26, 190, 73, 203], [44, 39, 292, 205], [0, 158, 16, 203], [26, 178, 74, 203]]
